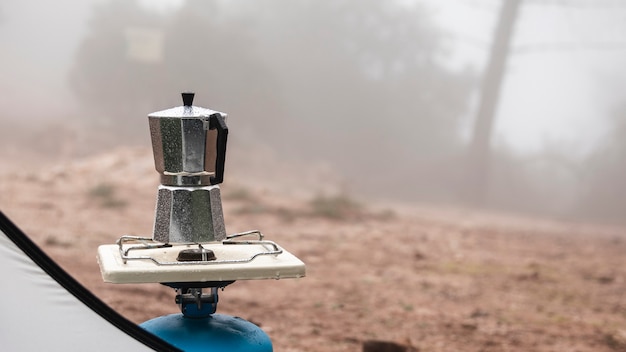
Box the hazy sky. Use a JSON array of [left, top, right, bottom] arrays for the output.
[[426, 0, 626, 156]]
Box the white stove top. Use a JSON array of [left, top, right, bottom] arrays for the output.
[[97, 233, 305, 284]]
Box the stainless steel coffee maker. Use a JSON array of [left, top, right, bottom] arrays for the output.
[[148, 92, 228, 243]]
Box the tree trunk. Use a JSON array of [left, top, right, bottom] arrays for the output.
[[467, 0, 522, 205]]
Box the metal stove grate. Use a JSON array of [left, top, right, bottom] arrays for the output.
[[117, 230, 283, 266]]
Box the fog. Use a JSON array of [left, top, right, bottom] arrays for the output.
[[2, 0, 626, 224]]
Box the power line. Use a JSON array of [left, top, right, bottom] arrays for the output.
[[434, 0, 626, 56], [524, 0, 626, 9], [512, 41, 626, 54]]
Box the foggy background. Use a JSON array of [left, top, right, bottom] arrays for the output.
[[2, 0, 626, 224]]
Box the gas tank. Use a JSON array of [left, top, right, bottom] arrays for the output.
[[141, 313, 273, 352]]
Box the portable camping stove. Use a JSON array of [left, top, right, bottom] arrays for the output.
[[97, 93, 305, 351]]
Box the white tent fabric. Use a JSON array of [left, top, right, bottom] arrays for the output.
[[0, 211, 179, 351]]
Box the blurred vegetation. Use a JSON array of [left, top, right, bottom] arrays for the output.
[[222, 186, 257, 202], [228, 186, 394, 221], [309, 193, 363, 220], [577, 104, 626, 223], [87, 182, 127, 208]]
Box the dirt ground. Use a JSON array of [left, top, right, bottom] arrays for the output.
[[1, 146, 626, 351]]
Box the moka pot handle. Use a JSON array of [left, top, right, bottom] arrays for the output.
[[208, 113, 228, 185]]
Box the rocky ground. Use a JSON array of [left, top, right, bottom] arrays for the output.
[[1, 147, 626, 351]]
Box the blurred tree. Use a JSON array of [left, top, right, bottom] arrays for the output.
[[162, 0, 284, 140], [236, 0, 474, 199], [70, 0, 473, 201], [69, 0, 281, 143], [467, 0, 522, 205], [577, 105, 626, 223], [69, 0, 166, 139]]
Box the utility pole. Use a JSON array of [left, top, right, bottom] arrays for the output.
[[467, 0, 522, 205]]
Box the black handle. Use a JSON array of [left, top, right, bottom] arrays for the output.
[[208, 113, 228, 185]]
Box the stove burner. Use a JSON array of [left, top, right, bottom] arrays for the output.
[[177, 247, 216, 262]]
